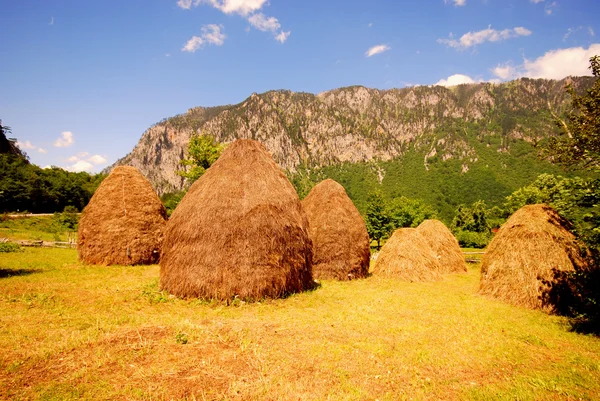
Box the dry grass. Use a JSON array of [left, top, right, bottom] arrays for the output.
[[1, 247, 600, 400], [480, 204, 588, 311]]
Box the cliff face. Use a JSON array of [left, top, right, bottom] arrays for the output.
[[107, 77, 591, 195]]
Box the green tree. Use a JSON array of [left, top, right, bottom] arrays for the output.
[[365, 190, 391, 250], [546, 55, 600, 170], [178, 133, 224, 183], [388, 196, 437, 229]]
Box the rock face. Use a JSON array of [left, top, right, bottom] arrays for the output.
[[106, 77, 592, 195]]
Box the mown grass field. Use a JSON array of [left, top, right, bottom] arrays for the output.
[[1, 247, 599, 400]]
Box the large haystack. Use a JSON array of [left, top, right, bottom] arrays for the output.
[[479, 204, 587, 310], [160, 139, 313, 300], [416, 219, 467, 273], [78, 166, 167, 265], [371, 228, 443, 281], [301, 179, 370, 280]]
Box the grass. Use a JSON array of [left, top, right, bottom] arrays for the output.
[[1, 248, 599, 400], [0, 215, 76, 242]]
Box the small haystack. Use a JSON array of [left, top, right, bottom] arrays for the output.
[[302, 179, 370, 280], [479, 204, 587, 310], [371, 228, 443, 281], [78, 166, 167, 265], [416, 219, 467, 273], [160, 139, 313, 300]]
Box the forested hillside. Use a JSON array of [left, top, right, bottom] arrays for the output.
[[0, 122, 105, 213]]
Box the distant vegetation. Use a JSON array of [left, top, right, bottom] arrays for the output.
[[0, 121, 105, 213]]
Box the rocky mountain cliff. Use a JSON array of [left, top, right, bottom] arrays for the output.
[[108, 77, 593, 196]]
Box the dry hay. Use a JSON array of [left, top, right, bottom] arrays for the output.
[[160, 139, 313, 300], [416, 219, 467, 274], [371, 228, 443, 282], [479, 204, 587, 310], [78, 166, 167, 265], [301, 179, 370, 280]]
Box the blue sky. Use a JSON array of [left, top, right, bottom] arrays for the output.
[[1, 0, 599, 172]]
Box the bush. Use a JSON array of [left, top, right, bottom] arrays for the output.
[[0, 242, 22, 253], [454, 230, 492, 249]]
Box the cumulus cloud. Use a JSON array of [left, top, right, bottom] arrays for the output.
[[444, 0, 466, 6], [247, 13, 290, 43], [54, 131, 74, 148], [435, 74, 477, 87], [182, 24, 226, 52], [38, 148, 47, 154], [17, 140, 36, 150], [65, 153, 108, 172], [365, 44, 391, 57], [178, 0, 289, 43], [438, 26, 532, 50], [491, 43, 600, 81]]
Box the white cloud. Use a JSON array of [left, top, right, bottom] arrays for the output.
[[435, 74, 477, 87], [275, 30, 290, 43], [438, 26, 532, 50], [204, 0, 268, 16], [49, 16, 54, 25], [179, 0, 289, 43], [38, 148, 47, 154], [53, 131, 74, 148], [17, 140, 35, 150], [88, 155, 107, 165], [492, 44, 600, 81], [365, 44, 390, 57], [248, 13, 280, 31], [491, 64, 516, 80], [563, 26, 595, 42], [530, 0, 544, 3], [64, 153, 108, 172], [444, 0, 466, 6], [545, 1, 557, 15], [67, 160, 94, 172], [182, 24, 226, 52]]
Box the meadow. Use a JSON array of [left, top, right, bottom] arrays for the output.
[[1, 247, 599, 400]]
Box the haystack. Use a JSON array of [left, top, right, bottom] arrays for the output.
[[416, 219, 467, 273], [160, 139, 313, 300], [301, 179, 370, 280], [78, 166, 167, 265], [479, 204, 587, 310], [371, 228, 443, 281]]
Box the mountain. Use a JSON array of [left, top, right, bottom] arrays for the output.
[[107, 77, 594, 221]]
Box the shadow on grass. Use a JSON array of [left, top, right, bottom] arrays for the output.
[[0, 268, 43, 278]]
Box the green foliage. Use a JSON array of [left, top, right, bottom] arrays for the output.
[[546, 56, 600, 171], [175, 332, 189, 345], [388, 196, 437, 228], [451, 201, 493, 248], [454, 230, 492, 249], [0, 242, 22, 253], [365, 190, 391, 250], [55, 206, 79, 231], [160, 190, 186, 216], [178, 133, 224, 184]]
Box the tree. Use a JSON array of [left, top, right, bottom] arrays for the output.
[[546, 55, 600, 171], [178, 133, 224, 183], [388, 196, 437, 229], [365, 190, 391, 250], [541, 56, 600, 333]]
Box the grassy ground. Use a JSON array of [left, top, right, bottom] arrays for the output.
[[0, 215, 75, 242], [1, 248, 599, 400]]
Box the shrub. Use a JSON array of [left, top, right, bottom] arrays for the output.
[[0, 242, 22, 253], [454, 230, 492, 249]]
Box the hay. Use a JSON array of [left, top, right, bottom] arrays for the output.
[[416, 219, 467, 274], [78, 166, 167, 265], [301, 179, 370, 280], [371, 228, 443, 282], [160, 139, 313, 300], [479, 204, 587, 310]]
